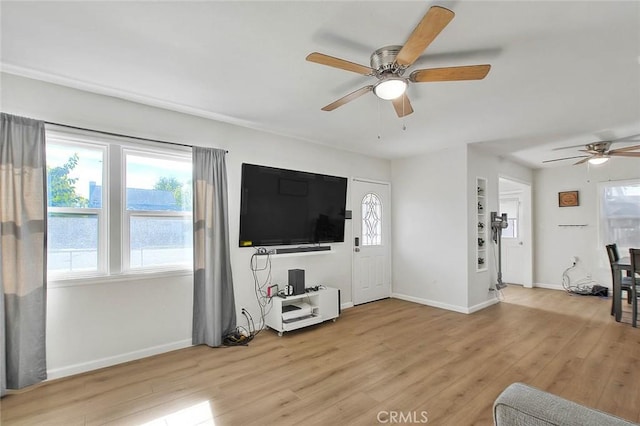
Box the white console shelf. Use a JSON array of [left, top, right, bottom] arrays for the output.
[[265, 287, 339, 336]]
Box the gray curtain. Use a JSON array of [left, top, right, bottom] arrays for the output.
[[0, 113, 47, 397], [192, 147, 236, 347]]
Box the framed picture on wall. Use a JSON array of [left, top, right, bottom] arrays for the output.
[[558, 191, 579, 207]]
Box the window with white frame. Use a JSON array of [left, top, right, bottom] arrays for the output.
[[500, 198, 519, 239], [599, 179, 640, 253], [46, 130, 193, 280], [47, 141, 106, 275], [124, 151, 193, 270]]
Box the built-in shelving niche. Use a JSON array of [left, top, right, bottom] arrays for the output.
[[476, 177, 488, 272]]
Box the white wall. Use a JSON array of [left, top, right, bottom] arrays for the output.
[[1, 72, 390, 378], [46, 274, 193, 378], [390, 144, 532, 313], [533, 159, 640, 289], [391, 146, 470, 312], [467, 146, 533, 307]]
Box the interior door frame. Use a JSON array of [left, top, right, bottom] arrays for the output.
[[498, 175, 533, 288], [351, 177, 392, 305]]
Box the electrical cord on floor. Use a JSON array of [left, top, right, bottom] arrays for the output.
[[562, 260, 598, 295], [222, 308, 257, 346], [223, 249, 275, 346], [243, 307, 260, 339]]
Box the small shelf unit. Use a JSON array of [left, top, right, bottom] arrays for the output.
[[265, 287, 340, 336], [476, 177, 488, 272]]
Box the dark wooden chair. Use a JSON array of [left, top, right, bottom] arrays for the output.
[[629, 248, 640, 328], [605, 244, 633, 316]]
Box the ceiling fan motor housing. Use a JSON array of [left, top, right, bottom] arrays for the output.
[[370, 45, 405, 76], [587, 141, 612, 153]]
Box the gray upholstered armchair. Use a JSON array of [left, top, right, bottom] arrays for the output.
[[494, 383, 638, 426]]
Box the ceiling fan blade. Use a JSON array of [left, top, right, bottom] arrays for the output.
[[412, 47, 503, 68], [551, 134, 640, 152], [579, 149, 600, 155], [614, 133, 640, 142], [542, 155, 589, 164], [574, 157, 591, 165], [306, 52, 374, 76], [609, 144, 640, 154], [395, 6, 455, 67], [610, 152, 640, 158], [391, 93, 414, 117], [321, 86, 373, 111], [409, 64, 491, 82], [552, 144, 590, 151]]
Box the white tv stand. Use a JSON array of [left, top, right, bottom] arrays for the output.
[[265, 287, 339, 336]]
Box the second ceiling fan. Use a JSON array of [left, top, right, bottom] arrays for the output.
[[543, 134, 640, 165], [306, 5, 491, 117]]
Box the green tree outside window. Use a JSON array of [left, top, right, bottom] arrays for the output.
[[47, 153, 89, 207]]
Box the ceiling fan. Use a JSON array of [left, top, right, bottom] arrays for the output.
[[543, 134, 640, 165], [306, 5, 491, 117]]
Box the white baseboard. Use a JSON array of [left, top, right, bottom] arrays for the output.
[[392, 293, 497, 314], [534, 283, 564, 291], [341, 302, 354, 310], [46, 338, 192, 380], [468, 297, 500, 313]]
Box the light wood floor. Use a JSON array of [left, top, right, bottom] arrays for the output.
[[2, 286, 640, 425]]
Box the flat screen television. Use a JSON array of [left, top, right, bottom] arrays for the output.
[[239, 163, 348, 247]]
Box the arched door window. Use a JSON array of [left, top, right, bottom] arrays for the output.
[[362, 193, 382, 246]]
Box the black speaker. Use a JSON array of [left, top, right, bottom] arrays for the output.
[[288, 269, 305, 296]]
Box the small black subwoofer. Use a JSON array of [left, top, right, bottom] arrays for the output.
[[289, 269, 305, 296]]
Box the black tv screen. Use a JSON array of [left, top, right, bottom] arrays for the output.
[[239, 163, 347, 247]]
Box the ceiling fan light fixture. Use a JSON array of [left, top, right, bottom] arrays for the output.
[[373, 77, 407, 100], [588, 156, 609, 165]]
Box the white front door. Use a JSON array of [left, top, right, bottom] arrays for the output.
[[499, 178, 533, 287], [352, 179, 391, 305]]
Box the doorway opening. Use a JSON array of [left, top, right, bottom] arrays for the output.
[[498, 177, 533, 287]]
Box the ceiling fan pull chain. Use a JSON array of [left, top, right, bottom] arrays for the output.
[[377, 98, 382, 140], [402, 97, 407, 131]]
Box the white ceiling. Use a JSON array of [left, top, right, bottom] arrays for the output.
[[2, 1, 639, 168]]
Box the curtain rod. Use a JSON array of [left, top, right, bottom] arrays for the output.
[[44, 121, 228, 153]]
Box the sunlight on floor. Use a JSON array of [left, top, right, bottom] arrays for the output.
[[139, 401, 214, 426], [499, 285, 612, 322]]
